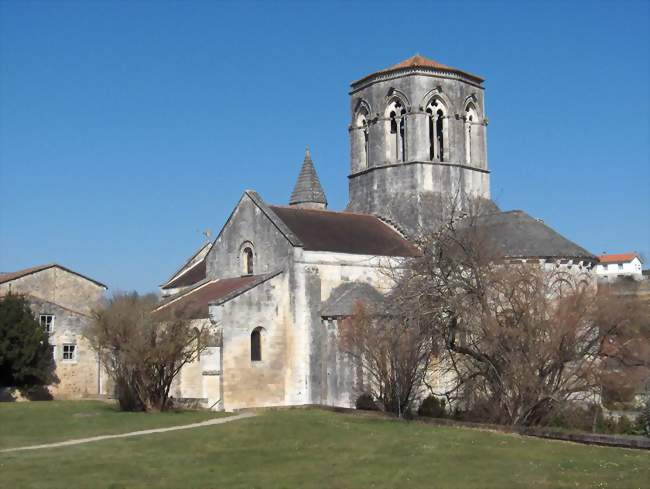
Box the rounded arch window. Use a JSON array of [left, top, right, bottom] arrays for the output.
[[355, 107, 370, 169], [251, 327, 263, 362], [240, 243, 255, 275]]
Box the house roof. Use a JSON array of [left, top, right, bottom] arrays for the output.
[[268, 206, 419, 257], [0, 264, 107, 289], [473, 210, 595, 261], [289, 148, 327, 206], [598, 253, 641, 264], [321, 282, 384, 317], [161, 242, 212, 289], [352, 54, 484, 87]]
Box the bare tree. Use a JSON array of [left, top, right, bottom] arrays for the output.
[[338, 300, 436, 417], [392, 206, 640, 426], [86, 292, 209, 412]]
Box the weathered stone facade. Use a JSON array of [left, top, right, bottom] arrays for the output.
[[347, 55, 492, 237], [0, 264, 108, 399], [159, 55, 597, 411]]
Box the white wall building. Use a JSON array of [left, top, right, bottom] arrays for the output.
[[595, 253, 644, 282]]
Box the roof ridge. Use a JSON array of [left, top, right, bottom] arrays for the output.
[[0, 263, 107, 289]]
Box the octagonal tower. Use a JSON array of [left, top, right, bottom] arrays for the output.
[[347, 55, 493, 237]]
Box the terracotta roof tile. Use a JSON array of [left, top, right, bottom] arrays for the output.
[[598, 253, 640, 264], [352, 54, 483, 86]]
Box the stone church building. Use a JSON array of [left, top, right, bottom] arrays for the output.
[[155, 55, 596, 411]]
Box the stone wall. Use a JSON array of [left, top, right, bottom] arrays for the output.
[[27, 296, 103, 399], [0, 267, 107, 399], [206, 193, 294, 280], [0, 267, 105, 315], [212, 272, 291, 411], [347, 69, 490, 237]]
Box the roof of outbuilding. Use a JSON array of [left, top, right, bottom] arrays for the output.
[[474, 210, 595, 261], [321, 282, 384, 317], [352, 54, 484, 87], [268, 206, 420, 257], [598, 253, 641, 264], [0, 264, 107, 288], [289, 148, 327, 206]]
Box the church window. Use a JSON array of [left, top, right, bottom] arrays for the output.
[[251, 327, 262, 362], [425, 99, 446, 162], [355, 108, 370, 169], [386, 99, 406, 162], [242, 246, 254, 275], [465, 103, 478, 164]]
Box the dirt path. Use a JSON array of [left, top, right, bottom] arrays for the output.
[[1, 411, 256, 453]]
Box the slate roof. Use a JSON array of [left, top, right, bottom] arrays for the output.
[[474, 210, 595, 261], [321, 282, 384, 317], [352, 54, 484, 87], [289, 148, 327, 207], [598, 253, 641, 264], [0, 264, 107, 288], [268, 206, 419, 257]]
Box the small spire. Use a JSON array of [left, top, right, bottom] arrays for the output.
[[289, 146, 327, 209]]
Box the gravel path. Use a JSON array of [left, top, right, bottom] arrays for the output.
[[1, 411, 256, 453]]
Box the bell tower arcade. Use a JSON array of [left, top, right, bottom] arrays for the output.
[[347, 55, 493, 237]]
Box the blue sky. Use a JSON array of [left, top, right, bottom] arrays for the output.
[[1, 0, 648, 293]]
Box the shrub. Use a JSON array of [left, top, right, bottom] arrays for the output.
[[0, 294, 58, 391], [638, 397, 650, 437], [616, 415, 637, 435], [418, 395, 446, 418], [355, 393, 379, 411]]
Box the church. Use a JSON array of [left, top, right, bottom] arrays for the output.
[[154, 55, 596, 411]]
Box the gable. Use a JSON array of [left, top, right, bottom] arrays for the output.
[[205, 191, 296, 280]]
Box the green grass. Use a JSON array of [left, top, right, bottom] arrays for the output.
[[0, 400, 226, 449], [1, 406, 648, 489]]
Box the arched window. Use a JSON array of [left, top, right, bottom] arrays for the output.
[[243, 246, 254, 275], [465, 103, 478, 164], [355, 108, 370, 169], [386, 99, 406, 162], [425, 99, 447, 162], [250, 327, 262, 362]]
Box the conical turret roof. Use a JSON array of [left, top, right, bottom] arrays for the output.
[[289, 147, 327, 207]]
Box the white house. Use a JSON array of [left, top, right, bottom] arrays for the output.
[[595, 253, 644, 282]]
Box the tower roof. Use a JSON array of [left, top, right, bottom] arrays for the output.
[[289, 147, 327, 207], [351, 54, 483, 88]]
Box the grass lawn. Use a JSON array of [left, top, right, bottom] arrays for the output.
[[1, 407, 648, 489], [0, 400, 227, 449]]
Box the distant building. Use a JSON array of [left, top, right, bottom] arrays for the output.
[[595, 253, 644, 282], [0, 264, 108, 399]]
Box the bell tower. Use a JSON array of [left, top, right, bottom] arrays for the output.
[[347, 55, 493, 237]]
